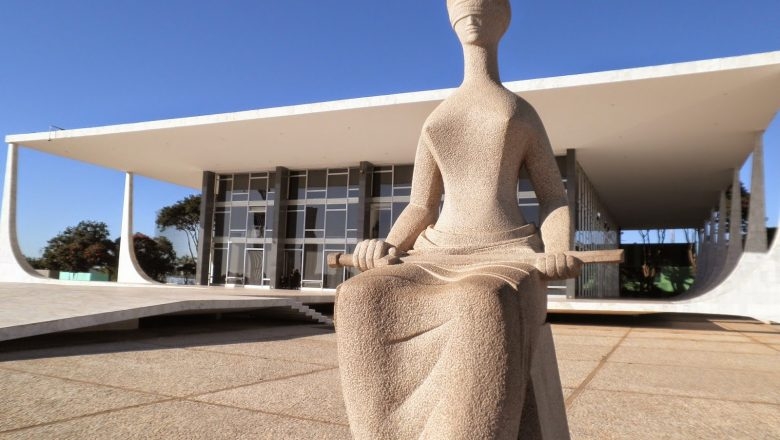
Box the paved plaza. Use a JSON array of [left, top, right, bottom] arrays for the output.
[[0, 313, 778, 439]]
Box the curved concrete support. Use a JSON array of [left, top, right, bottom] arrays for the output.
[[0, 144, 50, 283], [745, 136, 767, 252], [723, 169, 743, 274], [116, 172, 158, 284]]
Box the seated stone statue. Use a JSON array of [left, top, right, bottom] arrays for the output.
[[335, 1, 580, 438]]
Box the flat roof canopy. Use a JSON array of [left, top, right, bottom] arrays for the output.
[[7, 52, 780, 229]]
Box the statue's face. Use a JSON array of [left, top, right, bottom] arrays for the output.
[[447, 0, 510, 46]]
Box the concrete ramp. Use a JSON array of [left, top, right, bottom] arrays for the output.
[[0, 282, 334, 342]]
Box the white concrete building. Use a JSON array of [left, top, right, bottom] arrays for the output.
[[2, 51, 779, 324]]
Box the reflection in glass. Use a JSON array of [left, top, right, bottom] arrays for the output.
[[244, 249, 264, 286], [303, 244, 323, 282], [227, 242, 245, 284], [369, 204, 392, 239]]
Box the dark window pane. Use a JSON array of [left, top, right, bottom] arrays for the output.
[[267, 172, 277, 199], [326, 210, 347, 238], [327, 173, 348, 198], [305, 205, 325, 230], [230, 206, 248, 231], [324, 264, 344, 289], [308, 170, 326, 192], [248, 212, 265, 238], [216, 177, 231, 203], [214, 212, 229, 237], [307, 190, 327, 199], [347, 204, 358, 230], [394, 165, 413, 186], [233, 174, 249, 192], [303, 244, 324, 281], [265, 204, 275, 232], [281, 249, 302, 289], [348, 168, 360, 190], [372, 171, 392, 197], [286, 209, 304, 238], [393, 187, 411, 197], [520, 205, 540, 226], [249, 178, 267, 201], [211, 248, 227, 284], [392, 202, 408, 225], [369, 205, 392, 239], [518, 179, 533, 192], [288, 175, 306, 200]]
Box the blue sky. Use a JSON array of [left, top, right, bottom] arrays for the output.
[[1, 0, 778, 256]]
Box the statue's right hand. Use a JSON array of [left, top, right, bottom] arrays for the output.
[[353, 239, 401, 272]]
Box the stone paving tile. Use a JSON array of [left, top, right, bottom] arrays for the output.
[[743, 331, 780, 345], [141, 324, 334, 348], [552, 334, 623, 348], [0, 400, 351, 440], [550, 325, 629, 337], [181, 338, 339, 367], [195, 368, 348, 426], [1, 345, 321, 397], [0, 369, 163, 432], [587, 362, 780, 404], [0, 341, 160, 362], [553, 343, 614, 362], [712, 321, 780, 333], [557, 359, 600, 389], [609, 345, 780, 372], [620, 335, 776, 354], [626, 329, 752, 343], [567, 389, 780, 440]]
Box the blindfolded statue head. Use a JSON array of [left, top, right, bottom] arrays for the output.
[[447, 0, 511, 46]]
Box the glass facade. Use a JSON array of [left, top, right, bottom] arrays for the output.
[[574, 163, 620, 297], [211, 172, 276, 286], [282, 168, 361, 289], [207, 157, 618, 297]]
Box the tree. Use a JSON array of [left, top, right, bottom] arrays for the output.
[[156, 195, 201, 259], [26, 256, 46, 270], [41, 221, 116, 272], [125, 233, 177, 282]]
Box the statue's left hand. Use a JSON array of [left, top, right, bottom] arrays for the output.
[[536, 253, 582, 280]]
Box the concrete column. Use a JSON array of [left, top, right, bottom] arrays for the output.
[[725, 169, 743, 269], [196, 171, 215, 285], [268, 167, 289, 288], [717, 191, 727, 246], [356, 161, 375, 240], [745, 135, 768, 252], [0, 144, 44, 282], [565, 149, 578, 299], [116, 172, 156, 284]]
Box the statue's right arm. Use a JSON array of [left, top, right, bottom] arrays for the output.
[[352, 137, 443, 271]]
